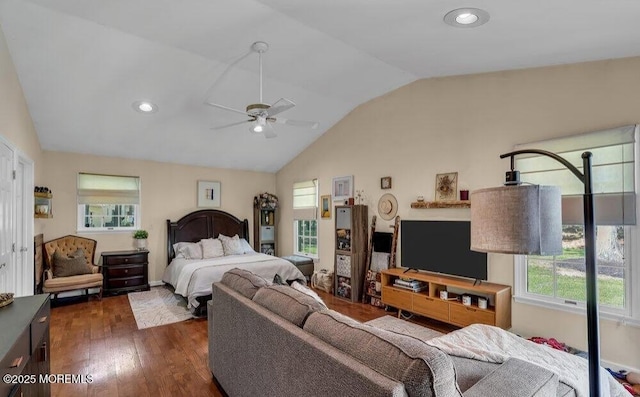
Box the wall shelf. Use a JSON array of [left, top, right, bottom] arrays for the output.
[[411, 200, 470, 209]]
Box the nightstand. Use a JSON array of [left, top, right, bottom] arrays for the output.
[[101, 250, 150, 295]]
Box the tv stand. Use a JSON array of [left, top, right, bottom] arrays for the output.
[[380, 268, 511, 329], [402, 268, 419, 273]]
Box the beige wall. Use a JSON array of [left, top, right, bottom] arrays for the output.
[[276, 56, 640, 369], [0, 25, 43, 233], [41, 151, 275, 282]]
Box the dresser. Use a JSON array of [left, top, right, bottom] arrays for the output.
[[101, 250, 150, 295], [0, 294, 50, 397]]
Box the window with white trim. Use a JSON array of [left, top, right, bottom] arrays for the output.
[[77, 173, 141, 232], [293, 179, 318, 258], [514, 125, 638, 321]]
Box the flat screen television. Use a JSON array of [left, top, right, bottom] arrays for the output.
[[401, 220, 487, 280]]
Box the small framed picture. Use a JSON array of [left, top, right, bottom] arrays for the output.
[[320, 195, 332, 219], [197, 181, 221, 207], [380, 176, 392, 190], [332, 175, 353, 202], [435, 172, 458, 201]]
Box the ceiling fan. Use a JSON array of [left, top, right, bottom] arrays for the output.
[[205, 41, 319, 139]]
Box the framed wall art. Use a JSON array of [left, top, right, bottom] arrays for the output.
[[435, 172, 457, 201], [197, 180, 221, 207], [380, 176, 392, 190], [332, 175, 353, 202], [321, 195, 332, 219]]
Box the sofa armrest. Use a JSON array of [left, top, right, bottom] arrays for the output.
[[90, 265, 100, 274], [45, 269, 53, 280], [463, 358, 558, 397]]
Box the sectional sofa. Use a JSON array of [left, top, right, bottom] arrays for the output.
[[208, 269, 571, 397]]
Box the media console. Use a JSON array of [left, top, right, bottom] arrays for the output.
[[380, 268, 511, 330]]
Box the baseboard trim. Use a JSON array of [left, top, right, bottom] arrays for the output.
[[149, 280, 164, 287]]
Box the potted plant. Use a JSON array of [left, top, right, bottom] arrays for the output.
[[133, 229, 148, 251]]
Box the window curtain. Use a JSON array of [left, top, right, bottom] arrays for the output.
[[293, 179, 317, 220], [77, 173, 140, 205], [515, 124, 637, 225]]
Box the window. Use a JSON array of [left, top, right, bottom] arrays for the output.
[[514, 125, 638, 320], [293, 179, 318, 258], [77, 173, 141, 232]]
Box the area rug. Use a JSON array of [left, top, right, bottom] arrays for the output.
[[365, 315, 444, 341], [128, 286, 194, 329]]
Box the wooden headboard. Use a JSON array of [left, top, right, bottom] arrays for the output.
[[166, 209, 249, 266]]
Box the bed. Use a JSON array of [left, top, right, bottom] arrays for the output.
[[162, 209, 306, 316]]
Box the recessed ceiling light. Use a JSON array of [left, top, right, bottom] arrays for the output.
[[444, 8, 490, 28], [132, 101, 158, 114]]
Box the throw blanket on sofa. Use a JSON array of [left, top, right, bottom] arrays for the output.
[[425, 324, 626, 397]]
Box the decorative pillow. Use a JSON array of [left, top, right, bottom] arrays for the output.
[[173, 242, 202, 260], [53, 249, 92, 277], [221, 268, 272, 299], [239, 238, 255, 254], [252, 285, 327, 327], [304, 310, 462, 397], [291, 281, 327, 309], [200, 238, 224, 259], [218, 234, 244, 256]]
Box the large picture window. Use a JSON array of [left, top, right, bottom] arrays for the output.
[[514, 125, 638, 320], [77, 173, 141, 232], [293, 179, 318, 258]]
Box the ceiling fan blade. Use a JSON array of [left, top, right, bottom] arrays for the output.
[[263, 122, 277, 139], [204, 101, 249, 116], [265, 98, 295, 117], [210, 119, 253, 130], [273, 117, 320, 129]]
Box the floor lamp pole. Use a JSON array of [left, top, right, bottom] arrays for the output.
[[582, 152, 601, 397], [500, 150, 600, 397]]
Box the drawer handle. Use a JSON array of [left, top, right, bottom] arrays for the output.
[[466, 307, 477, 312], [424, 297, 434, 301], [41, 342, 47, 363], [38, 316, 48, 323], [125, 258, 129, 262], [125, 280, 128, 285], [10, 356, 23, 368], [125, 269, 128, 273]]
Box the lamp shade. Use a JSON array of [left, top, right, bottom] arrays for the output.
[[470, 185, 563, 255]]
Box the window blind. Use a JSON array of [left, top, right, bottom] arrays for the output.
[[77, 173, 140, 205], [293, 179, 317, 220], [515, 124, 637, 225]]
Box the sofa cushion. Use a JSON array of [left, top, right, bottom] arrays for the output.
[[220, 268, 271, 299], [53, 249, 92, 277], [252, 285, 326, 327], [462, 358, 558, 397], [43, 272, 103, 293], [304, 310, 463, 397]]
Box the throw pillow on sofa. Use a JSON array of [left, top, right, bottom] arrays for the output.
[[252, 285, 326, 327], [53, 248, 92, 277], [304, 310, 463, 397], [221, 268, 272, 299]]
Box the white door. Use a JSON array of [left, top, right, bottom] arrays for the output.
[[0, 142, 14, 293], [15, 156, 33, 296]]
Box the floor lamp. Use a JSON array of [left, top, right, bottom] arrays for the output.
[[470, 149, 601, 397]]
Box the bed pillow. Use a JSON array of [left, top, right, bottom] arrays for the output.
[[239, 238, 255, 254], [173, 242, 202, 259], [53, 249, 92, 277], [218, 234, 244, 256], [200, 238, 224, 259]]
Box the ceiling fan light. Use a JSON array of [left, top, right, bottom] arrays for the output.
[[252, 124, 263, 133]]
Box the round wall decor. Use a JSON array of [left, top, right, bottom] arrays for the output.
[[377, 193, 398, 220]]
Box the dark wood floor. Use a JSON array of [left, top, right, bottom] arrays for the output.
[[50, 289, 456, 397]]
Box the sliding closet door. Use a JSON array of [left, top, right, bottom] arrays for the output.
[[0, 141, 14, 293]]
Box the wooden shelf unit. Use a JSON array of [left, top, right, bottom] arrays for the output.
[[380, 268, 511, 329], [334, 205, 368, 302], [411, 200, 470, 209], [34, 192, 53, 218]]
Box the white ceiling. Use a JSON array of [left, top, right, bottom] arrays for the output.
[[2, 0, 640, 172]]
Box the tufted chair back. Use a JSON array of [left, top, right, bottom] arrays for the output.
[[44, 235, 97, 271]]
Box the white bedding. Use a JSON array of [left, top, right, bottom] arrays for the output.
[[425, 324, 626, 397], [162, 252, 306, 310]]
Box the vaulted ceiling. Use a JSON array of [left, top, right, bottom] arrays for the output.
[[2, 0, 640, 172]]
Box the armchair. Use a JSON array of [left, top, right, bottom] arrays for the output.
[[43, 235, 103, 300]]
